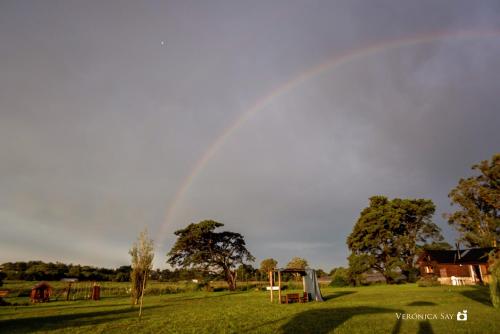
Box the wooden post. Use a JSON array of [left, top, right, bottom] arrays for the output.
[[278, 270, 282, 304], [269, 271, 273, 302]]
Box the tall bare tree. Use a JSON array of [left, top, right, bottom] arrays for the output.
[[129, 229, 154, 306]]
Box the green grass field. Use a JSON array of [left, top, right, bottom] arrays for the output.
[[0, 283, 498, 333]]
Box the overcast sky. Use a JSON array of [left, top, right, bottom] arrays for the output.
[[1, 0, 499, 270]]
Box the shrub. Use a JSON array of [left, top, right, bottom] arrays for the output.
[[236, 283, 257, 291], [184, 282, 202, 292], [489, 255, 500, 308], [285, 281, 303, 290], [407, 268, 420, 283], [417, 275, 440, 287], [145, 287, 163, 296], [329, 267, 349, 287], [17, 289, 31, 297]]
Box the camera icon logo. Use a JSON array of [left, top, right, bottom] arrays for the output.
[[457, 310, 468, 321]]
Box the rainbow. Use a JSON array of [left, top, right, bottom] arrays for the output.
[[157, 29, 500, 244]]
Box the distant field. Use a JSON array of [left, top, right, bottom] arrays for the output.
[[0, 283, 498, 333]]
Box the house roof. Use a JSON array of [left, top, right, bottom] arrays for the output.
[[419, 248, 495, 264]]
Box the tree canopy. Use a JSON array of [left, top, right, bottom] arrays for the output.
[[259, 258, 278, 273], [421, 241, 453, 251], [167, 220, 254, 290], [347, 196, 442, 283], [445, 153, 500, 247], [286, 257, 309, 269]]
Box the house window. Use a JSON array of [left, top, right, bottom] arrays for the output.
[[425, 266, 434, 274]]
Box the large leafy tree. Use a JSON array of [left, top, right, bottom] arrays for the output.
[[347, 196, 442, 283], [167, 220, 254, 290], [391, 198, 442, 278], [445, 153, 500, 247]]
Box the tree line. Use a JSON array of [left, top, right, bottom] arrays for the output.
[[0, 261, 243, 283], [0, 261, 132, 282]]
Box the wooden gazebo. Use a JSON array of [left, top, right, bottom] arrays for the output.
[[268, 268, 323, 303]]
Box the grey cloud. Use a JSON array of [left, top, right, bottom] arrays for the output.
[[1, 0, 500, 269]]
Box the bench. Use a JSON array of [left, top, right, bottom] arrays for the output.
[[285, 293, 300, 303]]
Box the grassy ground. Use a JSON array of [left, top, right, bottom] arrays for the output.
[[0, 283, 498, 333]]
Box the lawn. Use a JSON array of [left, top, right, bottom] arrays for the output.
[[0, 283, 498, 333]]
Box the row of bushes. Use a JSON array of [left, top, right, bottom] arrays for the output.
[[328, 267, 421, 287]]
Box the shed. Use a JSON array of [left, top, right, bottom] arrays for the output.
[[30, 282, 53, 303]]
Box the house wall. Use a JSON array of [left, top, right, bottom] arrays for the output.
[[480, 264, 491, 283], [437, 264, 470, 277]]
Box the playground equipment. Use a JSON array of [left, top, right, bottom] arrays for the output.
[[30, 282, 52, 303], [62, 281, 101, 301]]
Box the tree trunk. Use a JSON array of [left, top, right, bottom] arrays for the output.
[[226, 270, 237, 291]]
